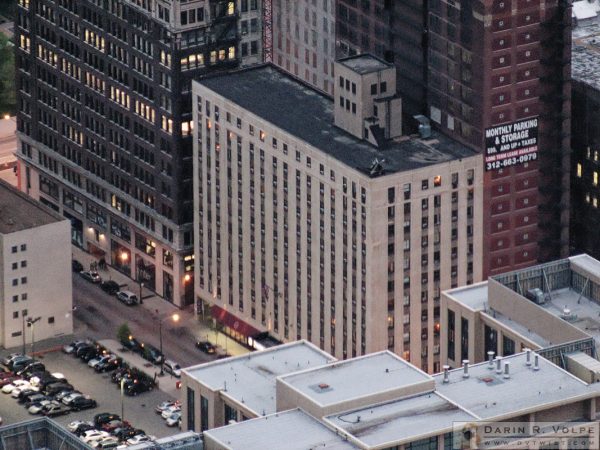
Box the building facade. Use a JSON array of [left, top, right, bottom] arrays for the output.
[[193, 56, 483, 372], [272, 0, 336, 95], [336, 0, 572, 278], [14, 0, 262, 307], [0, 180, 73, 349]]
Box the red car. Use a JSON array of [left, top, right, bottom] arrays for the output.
[[0, 371, 15, 380], [102, 420, 131, 432], [0, 376, 19, 387]]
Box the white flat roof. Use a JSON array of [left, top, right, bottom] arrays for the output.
[[278, 351, 432, 407], [204, 409, 358, 450], [325, 392, 475, 448], [435, 352, 600, 420], [445, 282, 489, 311], [541, 288, 600, 344], [182, 341, 334, 415]]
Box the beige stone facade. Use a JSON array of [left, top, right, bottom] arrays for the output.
[[0, 181, 73, 349], [273, 0, 336, 95], [192, 61, 483, 373]]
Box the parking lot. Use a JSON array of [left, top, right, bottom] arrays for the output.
[[0, 350, 177, 439]]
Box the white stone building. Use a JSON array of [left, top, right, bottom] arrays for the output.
[[0, 180, 73, 349]]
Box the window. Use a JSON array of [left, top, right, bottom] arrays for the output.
[[224, 403, 237, 424], [200, 396, 209, 431], [13, 311, 18, 319], [422, 179, 429, 190], [370, 83, 377, 95], [20, 261, 27, 268], [11, 246, 17, 253], [48, 317, 55, 324], [187, 387, 195, 431], [502, 335, 515, 356], [21, 277, 27, 284], [577, 163, 582, 178], [380, 81, 387, 93], [433, 175, 442, 187]]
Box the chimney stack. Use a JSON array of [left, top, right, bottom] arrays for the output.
[[526, 348, 532, 366], [495, 356, 503, 374], [443, 365, 450, 383], [462, 360, 470, 378], [533, 354, 540, 371], [487, 351, 495, 369], [503, 362, 511, 379]]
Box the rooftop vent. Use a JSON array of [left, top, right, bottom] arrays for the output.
[[368, 158, 385, 177], [462, 360, 470, 379], [495, 357, 503, 374], [413, 115, 432, 139], [503, 362, 510, 379], [318, 383, 329, 390], [525, 348, 532, 366], [487, 351, 495, 370], [443, 365, 450, 383], [533, 354, 540, 371], [560, 307, 578, 322]]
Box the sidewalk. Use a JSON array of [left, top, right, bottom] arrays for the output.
[[72, 246, 250, 358]]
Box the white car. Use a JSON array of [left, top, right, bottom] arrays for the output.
[[81, 430, 110, 444], [161, 405, 181, 419], [165, 412, 181, 427], [2, 379, 29, 394], [90, 436, 119, 448], [61, 392, 83, 405], [88, 355, 110, 369], [67, 420, 92, 432], [28, 400, 55, 415], [11, 384, 37, 398], [127, 434, 154, 445]]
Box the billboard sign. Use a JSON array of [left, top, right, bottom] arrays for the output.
[[484, 117, 538, 171]]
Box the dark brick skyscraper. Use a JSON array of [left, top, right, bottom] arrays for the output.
[[14, 0, 262, 306], [337, 0, 571, 276]]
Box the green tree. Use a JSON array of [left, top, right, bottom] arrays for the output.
[[117, 322, 131, 344]]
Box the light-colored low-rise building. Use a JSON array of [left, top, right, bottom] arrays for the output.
[[190, 341, 600, 450], [193, 54, 484, 372], [0, 180, 73, 349], [441, 254, 600, 369]]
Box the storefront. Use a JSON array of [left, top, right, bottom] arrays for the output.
[[211, 305, 261, 347]]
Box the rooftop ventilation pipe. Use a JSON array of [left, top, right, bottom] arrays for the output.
[[526, 348, 532, 366], [443, 365, 450, 383], [487, 351, 495, 369], [495, 357, 503, 374], [533, 354, 540, 371], [462, 360, 470, 379], [504, 362, 511, 379]]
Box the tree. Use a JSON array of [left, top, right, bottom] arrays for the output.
[[117, 322, 131, 345], [0, 33, 15, 116]]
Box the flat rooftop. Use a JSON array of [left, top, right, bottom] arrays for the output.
[[0, 179, 64, 234], [446, 282, 489, 311], [573, 20, 600, 91], [182, 341, 334, 416], [325, 392, 475, 448], [196, 65, 477, 176], [483, 309, 551, 347], [435, 352, 600, 420], [278, 351, 432, 407], [338, 54, 392, 75], [204, 409, 357, 450]]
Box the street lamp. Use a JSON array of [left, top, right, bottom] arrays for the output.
[[157, 311, 180, 376], [120, 377, 126, 422], [26, 316, 41, 356]]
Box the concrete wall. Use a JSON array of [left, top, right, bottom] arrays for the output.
[[488, 279, 588, 345], [0, 219, 72, 349]]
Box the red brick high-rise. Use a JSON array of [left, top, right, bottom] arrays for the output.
[[336, 0, 571, 277]]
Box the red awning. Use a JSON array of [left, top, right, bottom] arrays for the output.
[[211, 305, 261, 338]]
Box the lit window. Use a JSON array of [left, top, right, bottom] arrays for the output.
[[577, 163, 582, 178], [594, 171, 598, 186], [433, 175, 442, 187]]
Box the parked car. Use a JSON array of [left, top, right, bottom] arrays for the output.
[[163, 360, 181, 378], [127, 434, 154, 445], [10, 357, 35, 372], [61, 391, 83, 406], [28, 399, 56, 415], [17, 361, 45, 377], [165, 412, 181, 427], [94, 437, 120, 449], [17, 388, 40, 403], [161, 404, 181, 419], [93, 412, 121, 428], [70, 396, 97, 411], [42, 402, 70, 417], [141, 344, 163, 364], [75, 343, 95, 358], [2, 353, 24, 367], [63, 340, 91, 355], [0, 376, 19, 388], [44, 382, 74, 396], [0, 371, 15, 380], [80, 270, 102, 283], [114, 428, 145, 441], [67, 420, 93, 433], [155, 400, 179, 414], [79, 347, 101, 363], [124, 379, 153, 396], [95, 356, 121, 373], [116, 290, 138, 306], [195, 340, 216, 354], [2, 379, 30, 394], [100, 280, 120, 295], [81, 430, 110, 444], [121, 337, 142, 353], [72, 260, 84, 272], [24, 393, 48, 408], [73, 423, 96, 437], [55, 389, 76, 402]]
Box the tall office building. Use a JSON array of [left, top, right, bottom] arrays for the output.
[[14, 0, 262, 306], [272, 0, 336, 95], [336, 0, 572, 277], [193, 56, 483, 371]]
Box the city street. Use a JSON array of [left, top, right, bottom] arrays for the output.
[[72, 274, 214, 370]]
